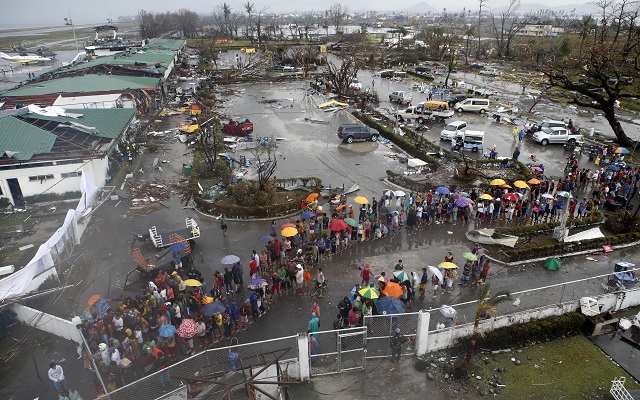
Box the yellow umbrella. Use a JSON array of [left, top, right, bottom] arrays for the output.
[[353, 196, 369, 204], [490, 179, 506, 186], [513, 180, 530, 189], [528, 178, 541, 185], [183, 279, 202, 287], [201, 296, 214, 304], [281, 227, 299, 237], [306, 193, 319, 202], [479, 193, 493, 200], [439, 262, 458, 269], [358, 286, 380, 299], [500, 184, 512, 189]]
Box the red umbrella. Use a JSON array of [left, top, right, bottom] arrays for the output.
[[281, 223, 296, 229], [176, 318, 199, 338], [328, 219, 348, 231], [503, 193, 518, 202]]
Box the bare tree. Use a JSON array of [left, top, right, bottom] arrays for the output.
[[330, 3, 348, 35], [177, 9, 199, 38], [325, 53, 360, 97], [464, 25, 475, 64], [444, 51, 458, 88], [490, 0, 524, 57], [477, 0, 488, 57]]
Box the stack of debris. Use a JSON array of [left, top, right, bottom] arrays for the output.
[[127, 180, 187, 214]]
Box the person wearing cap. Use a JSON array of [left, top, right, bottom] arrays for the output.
[[389, 327, 407, 363], [295, 264, 304, 295]]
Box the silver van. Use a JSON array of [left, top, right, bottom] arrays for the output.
[[454, 98, 490, 114]]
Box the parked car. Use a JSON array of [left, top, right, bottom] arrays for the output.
[[415, 66, 429, 73], [479, 68, 500, 76], [445, 94, 467, 107], [389, 91, 413, 104], [440, 120, 467, 141], [536, 120, 567, 131], [469, 62, 484, 69], [532, 127, 583, 145], [337, 124, 380, 144], [349, 78, 362, 90], [454, 98, 490, 114]]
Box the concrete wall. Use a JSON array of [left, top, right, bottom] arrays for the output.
[[12, 304, 82, 344], [421, 288, 640, 354]]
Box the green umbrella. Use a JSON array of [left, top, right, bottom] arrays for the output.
[[358, 286, 380, 299], [463, 252, 478, 261], [344, 217, 358, 228], [393, 270, 410, 282], [544, 257, 562, 271]]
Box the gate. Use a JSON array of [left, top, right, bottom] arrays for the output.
[[309, 327, 366, 376]]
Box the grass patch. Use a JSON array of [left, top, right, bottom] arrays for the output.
[[472, 335, 640, 399]]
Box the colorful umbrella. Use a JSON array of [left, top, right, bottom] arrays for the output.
[[500, 184, 512, 189], [613, 147, 629, 154], [528, 178, 540, 185], [221, 255, 240, 265], [377, 296, 405, 315], [158, 324, 177, 338], [479, 193, 493, 200], [358, 286, 380, 299], [336, 204, 347, 211], [382, 281, 403, 298], [202, 301, 226, 316], [463, 252, 478, 261], [281, 227, 298, 237], [183, 279, 202, 287], [306, 193, 319, 202], [428, 266, 443, 283], [247, 278, 268, 289], [344, 217, 359, 227], [503, 193, 519, 201], [544, 257, 562, 271], [455, 197, 471, 208], [281, 223, 296, 229], [329, 219, 348, 231], [435, 186, 450, 195], [490, 178, 506, 186], [376, 275, 388, 283], [176, 319, 199, 338], [353, 196, 369, 204], [513, 180, 530, 189], [393, 270, 410, 282], [301, 211, 316, 219], [531, 166, 543, 172], [440, 305, 457, 318], [439, 262, 458, 269]]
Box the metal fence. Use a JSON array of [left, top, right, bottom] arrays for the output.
[[364, 312, 419, 359], [309, 327, 366, 376], [105, 335, 298, 400]]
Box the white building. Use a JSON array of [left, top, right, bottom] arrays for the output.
[[516, 24, 564, 37], [0, 106, 136, 207]]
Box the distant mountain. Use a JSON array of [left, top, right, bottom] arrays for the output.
[[397, 2, 439, 14], [488, 2, 599, 15]]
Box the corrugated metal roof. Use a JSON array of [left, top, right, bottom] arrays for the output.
[[1, 74, 160, 97], [21, 108, 136, 139], [51, 49, 176, 76], [145, 38, 186, 51], [0, 116, 56, 160]]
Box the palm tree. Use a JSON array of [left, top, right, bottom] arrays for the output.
[[222, 3, 232, 37], [464, 25, 475, 64], [243, 1, 254, 40], [458, 284, 512, 376], [578, 15, 593, 57]]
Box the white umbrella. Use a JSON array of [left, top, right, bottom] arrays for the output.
[[394, 190, 406, 197], [541, 193, 554, 200], [440, 305, 457, 318], [427, 266, 442, 283], [383, 189, 393, 197]]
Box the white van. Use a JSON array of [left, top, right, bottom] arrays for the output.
[[454, 98, 490, 114], [452, 130, 485, 152], [440, 120, 467, 141]]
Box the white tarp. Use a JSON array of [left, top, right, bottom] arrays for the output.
[[26, 104, 67, 117], [466, 228, 519, 248], [408, 158, 427, 168], [53, 94, 123, 109], [0, 166, 98, 301], [564, 227, 605, 242]]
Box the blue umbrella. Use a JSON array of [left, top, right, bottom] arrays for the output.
[[377, 296, 405, 315], [258, 234, 273, 242], [203, 301, 226, 316], [247, 278, 268, 289], [455, 197, 471, 208], [170, 242, 187, 252], [221, 255, 240, 264], [301, 211, 316, 219], [608, 164, 619, 171], [436, 186, 450, 195], [158, 324, 176, 338]]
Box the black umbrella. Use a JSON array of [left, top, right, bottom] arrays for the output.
[[378, 206, 390, 215]]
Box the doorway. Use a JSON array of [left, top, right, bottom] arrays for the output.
[[7, 178, 24, 207]]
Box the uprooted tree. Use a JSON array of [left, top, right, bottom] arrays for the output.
[[541, 0, 640, 146], [325, 53, 361, 97]]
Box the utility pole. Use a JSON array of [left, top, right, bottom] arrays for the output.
[[64, 14, 79, 52], [553, 191, 571, 242]]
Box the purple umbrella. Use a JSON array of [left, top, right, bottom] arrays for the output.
[[435, 186, 450, 195], [455, 197, 471, 208]]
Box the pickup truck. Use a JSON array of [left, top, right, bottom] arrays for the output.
[[389, 91, 413, 104], [532, 127, 583, 146], [395, 104, 454, 123]]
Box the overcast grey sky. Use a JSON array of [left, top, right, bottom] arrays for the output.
[[2, 0, 587, 28]]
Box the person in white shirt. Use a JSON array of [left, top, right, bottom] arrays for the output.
[[48, 362, 68, 393], [113, 313, 124, 332], [110, 347, 121, 366]]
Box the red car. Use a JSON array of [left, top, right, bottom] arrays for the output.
[[222, 119, 253, 135]]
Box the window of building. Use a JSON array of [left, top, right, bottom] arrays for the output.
[[28, 174, 55, 182], [61, 171, 82, 178]]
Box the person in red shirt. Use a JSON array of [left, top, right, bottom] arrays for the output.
[[249, 259, 258, 279], [360, 262, 372, 286]]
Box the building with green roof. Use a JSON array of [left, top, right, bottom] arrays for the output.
[[0, 74, 160, 97], [0, 107, 136, 206]]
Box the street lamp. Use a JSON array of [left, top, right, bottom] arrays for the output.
[[64, 15, 79, 52]]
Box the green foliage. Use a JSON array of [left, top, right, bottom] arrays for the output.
[[603, 210, 640, 234], [471, 313, 586, 349], [228, 180, 276, 206]]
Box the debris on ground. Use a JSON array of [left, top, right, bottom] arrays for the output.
[[127, 180, 187, 206]]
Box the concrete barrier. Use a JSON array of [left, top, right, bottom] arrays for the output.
[[12, 304, 82, 344]]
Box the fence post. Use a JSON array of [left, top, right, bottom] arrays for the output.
[[297, 333, 310, 381], [415, 310, 431, 356]]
